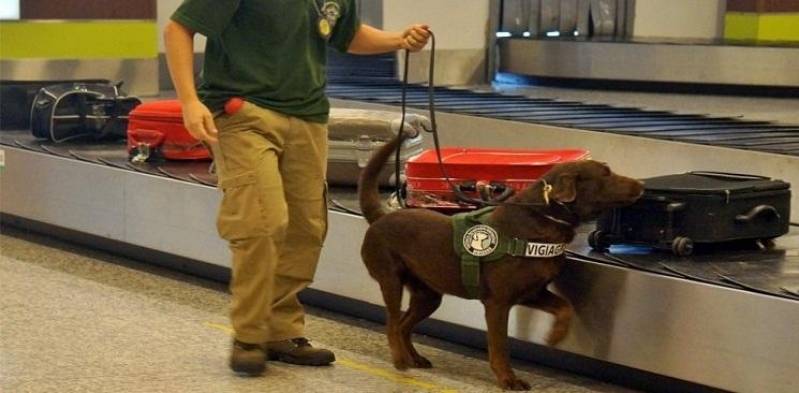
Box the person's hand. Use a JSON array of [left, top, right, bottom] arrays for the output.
[[182, 99, 218, 143], [401, 24, 431, 52]]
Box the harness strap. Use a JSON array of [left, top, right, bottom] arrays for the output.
[[461, 254, 481, 299], [507, 238, 530, 257]]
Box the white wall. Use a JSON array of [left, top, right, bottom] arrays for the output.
[[382, 0, 490, 51], [157, 0, 207, 52], [158, 0, 491, 53], [0, 0, 20, 20], [633, 0, 725, 39]]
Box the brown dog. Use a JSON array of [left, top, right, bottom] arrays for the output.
[[357, 133, 643, 390]]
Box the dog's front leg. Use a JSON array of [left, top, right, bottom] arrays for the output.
[[484, 301, 531, 391], [521, 289, 573, 346]]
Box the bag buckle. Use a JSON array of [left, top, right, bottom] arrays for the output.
[[355, 135, 373, 168], [131, 143, 151, 164]]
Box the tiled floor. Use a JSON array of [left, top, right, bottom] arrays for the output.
[[0, 226, 637, 393]]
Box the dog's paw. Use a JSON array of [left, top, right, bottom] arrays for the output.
[[500, 377, 531, 391], [545, 325, 569, 346], [392, 359, 410, 370], [410, 354, 433, 369]]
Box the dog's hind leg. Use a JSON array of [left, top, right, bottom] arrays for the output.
[[521, 289, 573, 346], [362, 239, 409, 369], [398, 279, 442, 368], [378, 274, 409, 370]]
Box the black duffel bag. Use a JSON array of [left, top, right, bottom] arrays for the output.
[[30, 82, 141, 142], [1, 79, 110, 131]]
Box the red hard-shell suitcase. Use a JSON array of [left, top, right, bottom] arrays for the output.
[[404, 148, 590, 213], [127, 100, 210, 162]]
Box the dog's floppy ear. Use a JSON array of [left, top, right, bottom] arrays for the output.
[[551, 173, 577, 203]]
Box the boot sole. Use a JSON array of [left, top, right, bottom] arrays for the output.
[[268, 352, 335, 366], [230, 361, 266, 376]]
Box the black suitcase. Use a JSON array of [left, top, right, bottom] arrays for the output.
[[589, 172, 791, 256]]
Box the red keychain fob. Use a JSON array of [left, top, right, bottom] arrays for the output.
[[224, 97, 245, 115]]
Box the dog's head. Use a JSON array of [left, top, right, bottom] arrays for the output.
[[540, 160, 643, 221]]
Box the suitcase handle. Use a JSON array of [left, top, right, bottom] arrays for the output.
[[735, 205, 781, 224], [453, 181, 515, 205], [129, 128, 166, 146], [689, 171, 771, 181]]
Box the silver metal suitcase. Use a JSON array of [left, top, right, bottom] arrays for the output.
[[327, 108, 426, 187]]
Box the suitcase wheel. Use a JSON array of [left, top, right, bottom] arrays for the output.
[[588, 230, 611, 251], [758, 237, 777, 250], [671, 236, 694, 257]]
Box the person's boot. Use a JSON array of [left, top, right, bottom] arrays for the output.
[[267, 337, 335, 366], [229, 340, 266, 376]]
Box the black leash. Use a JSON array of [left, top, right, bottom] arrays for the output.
[[393, 31, 571, 216], [394, 31, 447, 206], [395, 30, 463, 207]]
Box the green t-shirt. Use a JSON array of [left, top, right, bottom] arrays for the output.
[[171, 0, 360, 123]]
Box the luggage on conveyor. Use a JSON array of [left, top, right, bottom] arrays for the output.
[[30, 82, 141, 143], [539, 0, 561, 34], [559, 0, 578, 34], [327, 108, 426, 186], [590, 0, 617, 36], [590, 172, 792, 256], [404, 148, 590, 213], [127, 100, 211, 162], [576, 0, 591, 36], [1, 79, 110, 131], [529, 0, 541, 36], [615, 0, 629, 37], [501, 0, 531, 36]]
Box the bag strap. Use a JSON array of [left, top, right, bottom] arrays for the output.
[[95, 98, 122, 140], [689, 171, 771, 181]]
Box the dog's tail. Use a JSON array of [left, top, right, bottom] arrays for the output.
[[357, 130, 409, 224]]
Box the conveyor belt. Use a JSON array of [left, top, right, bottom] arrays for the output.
[[321, 51, 799, 157], [2, 129, 797, 302], [324, 82, 799, 157]]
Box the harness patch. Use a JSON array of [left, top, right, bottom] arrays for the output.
[[463, 225, 499, 257]]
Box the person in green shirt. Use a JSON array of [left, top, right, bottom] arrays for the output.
[[164, 0, 430, 377]]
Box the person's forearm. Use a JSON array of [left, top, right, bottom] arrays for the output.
[[164, 21, 200, 104], [347, 24, 404, 55]]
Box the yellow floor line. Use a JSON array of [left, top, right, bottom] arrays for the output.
[[203, 322, 459, 393]]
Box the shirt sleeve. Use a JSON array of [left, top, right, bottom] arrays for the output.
[[328, 0, 361, 53], [171, 0, 241, 38]]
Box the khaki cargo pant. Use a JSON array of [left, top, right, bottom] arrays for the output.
[[210, 102, 328, 344]]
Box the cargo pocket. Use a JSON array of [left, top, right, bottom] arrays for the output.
[[216, 171, 269, 241]]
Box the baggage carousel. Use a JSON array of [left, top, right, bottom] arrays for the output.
[[2, 76, 799, 392], [497, 37, 799, 89]]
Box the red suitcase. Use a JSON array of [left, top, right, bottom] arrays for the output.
[[404, 147, 590, 213], [127, 100, 211, 162]]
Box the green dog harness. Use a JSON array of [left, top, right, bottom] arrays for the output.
[[452, 207, 567, 299]]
